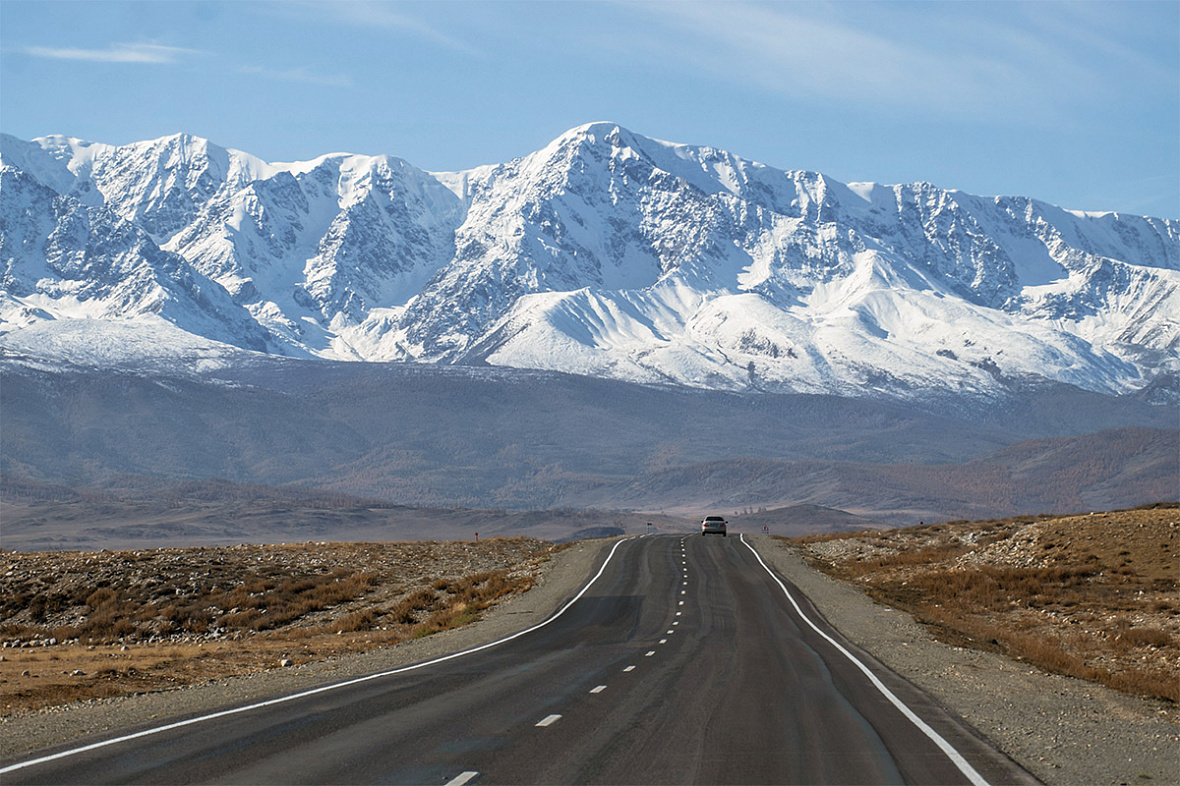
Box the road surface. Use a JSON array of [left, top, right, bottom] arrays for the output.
[[2, 534, 1034, 784]]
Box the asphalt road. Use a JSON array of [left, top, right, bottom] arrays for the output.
[[2, 534, 1034, 785]]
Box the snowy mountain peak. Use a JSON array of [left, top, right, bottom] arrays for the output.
[[1, 124, 1176, 401]]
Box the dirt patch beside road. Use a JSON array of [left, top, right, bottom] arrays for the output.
[[0, 538, 558, 716], [793, 505, 1179, 703]]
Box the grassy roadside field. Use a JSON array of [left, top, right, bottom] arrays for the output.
[[0, 538, 558, 715], [790, 503, 1179, 703]]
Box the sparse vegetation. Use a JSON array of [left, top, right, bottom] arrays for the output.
[[0, 538, 555, 715], [790, 503, 1180, 703]]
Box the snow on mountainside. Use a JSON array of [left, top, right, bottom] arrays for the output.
[[1, 122, 1176, 399]]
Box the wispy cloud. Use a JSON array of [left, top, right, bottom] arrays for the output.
[[274, 1, 479, 56], [628, 4, 1003, 111], [618, 2, 1132, 123], [238, 64, 352, 88], [22, 42, 202, 64]]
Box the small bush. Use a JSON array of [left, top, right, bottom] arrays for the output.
[[1115, 626, 1173, 650], [335, 609, 379, 633], [85, 588, 117, 610], [390, 589, 438, 624]]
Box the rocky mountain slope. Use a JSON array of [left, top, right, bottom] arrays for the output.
[[2, 123, 1176, 400]]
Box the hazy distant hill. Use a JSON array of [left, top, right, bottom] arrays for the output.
[[588, 427, 1177, 522], [731, 505, 875, 537], [2, 359, 1174, 526]]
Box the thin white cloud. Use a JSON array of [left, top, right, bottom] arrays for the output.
[[238, 64, 352, 88], [632, 3, 1008, 111], [22, 42, 202, 64], [619, 1, 1131, 122], [278, 1, 479, 56]]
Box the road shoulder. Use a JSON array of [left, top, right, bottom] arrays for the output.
[[747, 534, 1178, 786]]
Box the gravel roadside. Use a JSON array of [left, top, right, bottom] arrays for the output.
[[4, 534, 1177, 786], [0, 537, 612, 763], [748, 534, 1179, 786]]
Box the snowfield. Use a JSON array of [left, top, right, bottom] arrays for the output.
[[2, 122, 1176, 401]]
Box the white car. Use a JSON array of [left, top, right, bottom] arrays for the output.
[[701, 516, 727, 537]]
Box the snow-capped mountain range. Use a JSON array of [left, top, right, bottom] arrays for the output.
[[2, 122, 1176, 399]]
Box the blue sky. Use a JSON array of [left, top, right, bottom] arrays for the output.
[[2, 1, 1177, 217]]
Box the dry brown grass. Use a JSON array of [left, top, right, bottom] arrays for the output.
[[790, 503, 1179, 703], [0, 538, 557, 715]]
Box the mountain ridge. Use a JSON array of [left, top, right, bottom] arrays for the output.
[[2, 123, 1176, 401]]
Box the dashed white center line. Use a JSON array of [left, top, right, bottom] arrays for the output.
[[673, 621, 679, 625], [659, 638, 668, 644], [678, 601, 684, 605], [536, 714, 562, 727], [445, 772, 480, 786], [624, 665, 636, 672], [675, 611, 682, 616], [590, 685, 607, 694], [667, 629, 674, 634], [645, 650, 656, 656]]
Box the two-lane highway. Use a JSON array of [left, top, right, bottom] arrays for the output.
[[2, 535, 1034, 785]]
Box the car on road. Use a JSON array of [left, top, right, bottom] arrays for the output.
[[701, 515, 728, 537]]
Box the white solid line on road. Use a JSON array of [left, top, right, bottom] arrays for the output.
[[0, 537, 638, 777], [624, 665, 636, 672], [590, 685, 607, 694], [645, 650, 656, 656], [445, 772, 480, 786], [738, 534, 990, 786], [536, 714, 563, 727]]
